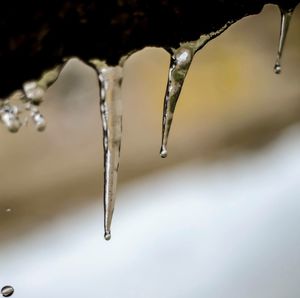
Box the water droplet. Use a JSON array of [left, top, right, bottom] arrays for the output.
[[0, 105, 21, 133], [1, 285, 14, 297], [32, 112, 46, 132], [160, 145, 168, 158], [274, 6, 294, 74], [90, 60, 123, 240], [104, 231, 111, 241], [274, 62, 281, 74], [160, 21, 233, 157]]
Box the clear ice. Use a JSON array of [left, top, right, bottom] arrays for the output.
[[0, 5, 296, 242], [90, 60, 124, 241], [160, 46, 194, 158], [23, 65, 63, 104], [274, 6, 295, 74], [0, 65, 63, 132], [25, 103, 47, 132], [160, 22, 233, 157], [0, 103, 21, 133], [1, 286, 14, 297]]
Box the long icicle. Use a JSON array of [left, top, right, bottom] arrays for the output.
[[274, 6, 294, 74], [160, 21, 234, 158], [91, 61, 123, 241]]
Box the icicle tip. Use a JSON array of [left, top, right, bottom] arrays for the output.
[[160, 146, 168, 158], [104, 231, 111, 241], [274, 62, 281, 74]]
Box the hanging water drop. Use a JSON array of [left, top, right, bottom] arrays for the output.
[[160, 46, 194, 158], [23, 103, 47, 131], [104, 231, 111, 241], [0, 104, 21, 133], [0, 65, 64, 133], [274, 6, 294, 74], [90, 60, 123, 241], [32, 111, 46, 132], [1, 286, 14, 297], [1, 112, 20, 133]]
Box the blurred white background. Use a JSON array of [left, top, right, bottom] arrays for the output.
[[1, 5, 300, 298]]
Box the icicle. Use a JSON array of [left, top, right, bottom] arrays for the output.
[[90, 60, 123, 241], [274, 6, 294, 74], [161, 21, 234, 157], [1, 285, 14, 297], [160, 46, 194, 158]]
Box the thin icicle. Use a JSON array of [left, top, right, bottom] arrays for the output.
[[90, 60, 123, 241], [160, 46, 194, 158], [274, 6, 294, 74], [161, 21, 234, 158]]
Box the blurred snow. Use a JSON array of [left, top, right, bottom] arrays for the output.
[[1, 124, 300, 298]]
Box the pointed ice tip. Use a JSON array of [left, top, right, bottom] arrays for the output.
[[274, 63, 281, 74], [104, 231, 111, 241], [160, 146, 168, 158]]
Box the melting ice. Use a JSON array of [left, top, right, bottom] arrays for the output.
[[274, 6, 295, 74], [89, 60, 124, 240], [160, 22, 234, 157], [0, 5, 298, 240]]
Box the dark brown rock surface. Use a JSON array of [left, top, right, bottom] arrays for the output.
[[0, 0, 299, 97]]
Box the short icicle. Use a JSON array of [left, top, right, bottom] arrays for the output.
[[90, 60, 123, 241], [160, 21, 234, 158], [160, 46, 194, 158], [274, 6, 295, 74]]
